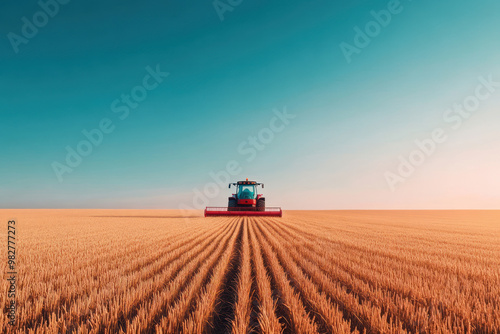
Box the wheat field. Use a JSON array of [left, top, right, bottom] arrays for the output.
[[0, 210, 499, 333]]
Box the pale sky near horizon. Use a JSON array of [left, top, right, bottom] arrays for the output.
[[2, 0, 500, 209]]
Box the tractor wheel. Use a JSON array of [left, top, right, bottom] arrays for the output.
[[228, 198, 237, 211], [257, 198, 265, 211]]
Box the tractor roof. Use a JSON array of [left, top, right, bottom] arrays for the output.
[[237, 180, 257, 185]]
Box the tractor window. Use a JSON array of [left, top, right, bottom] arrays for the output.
[[237, 185, 256, 199]]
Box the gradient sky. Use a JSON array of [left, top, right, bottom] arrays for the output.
[[2, 0, 500, 209]]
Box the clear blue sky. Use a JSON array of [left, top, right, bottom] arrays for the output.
[[2, 0, 500, 209]]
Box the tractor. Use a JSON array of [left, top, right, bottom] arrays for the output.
[[228, 179, 265, 211], [204, 179, 282, 217]]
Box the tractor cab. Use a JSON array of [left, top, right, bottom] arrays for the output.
[[231, 179, 262, 202], [237, 184, 256, 200]]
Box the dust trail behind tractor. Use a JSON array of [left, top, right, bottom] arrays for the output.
[[204, 207, 282, 217]]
